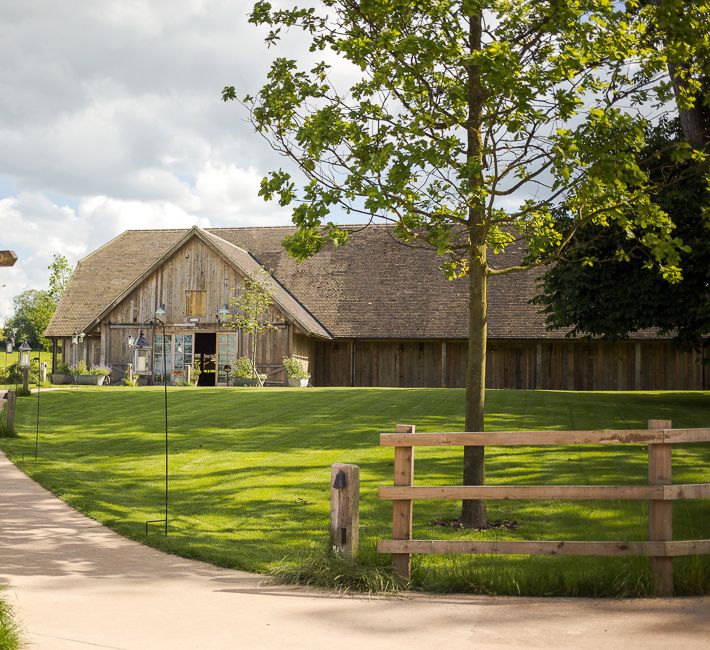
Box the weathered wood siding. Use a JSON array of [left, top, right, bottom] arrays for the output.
[[313, 338, 708, 390], [98, 237, 293, 380]]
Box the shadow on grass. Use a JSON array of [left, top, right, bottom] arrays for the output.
[[2, 387, 709, 595]]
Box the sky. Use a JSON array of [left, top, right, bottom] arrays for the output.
[[0, 0, 336, 322]]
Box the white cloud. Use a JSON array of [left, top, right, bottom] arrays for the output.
[[0, 1, 358, 322]]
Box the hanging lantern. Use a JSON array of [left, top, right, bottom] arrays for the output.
[[19, 341, 31, 368], [132, 331, 152, 376]]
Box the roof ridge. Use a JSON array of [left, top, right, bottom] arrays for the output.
[[199, 228, 332, 338]]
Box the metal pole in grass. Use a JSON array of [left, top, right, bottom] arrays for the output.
[[33, 356, 40, 460], [142, 305, 169, 536]]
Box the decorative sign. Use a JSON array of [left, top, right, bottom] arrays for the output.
[[0, 250, 17, 267]]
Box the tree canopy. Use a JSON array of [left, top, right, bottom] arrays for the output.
[[534, 115, 709, 348], [3, 254, 74, 350], [225, 0, 705, 526]]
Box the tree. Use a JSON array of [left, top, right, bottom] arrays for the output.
[[3, 290, 55, 350], [225, 1, 685, 527], [2, 253, 74, 351], [226, 274, 276, 380], [48, 254, 72, 304], [534, 116, 709, 349]]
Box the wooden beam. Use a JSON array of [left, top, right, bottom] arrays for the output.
[[0, 250, 17, 267], [380, 428, 710, 447], [648, 418, 674, 597], [391, 424, 414, 582], [379, 484, 710, 501], [377, 539, 710, 557], [380, 485, 661, 500], [330, 463, 360, 558]]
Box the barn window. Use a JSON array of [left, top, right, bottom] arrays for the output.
[[185, 290, 206, 317]]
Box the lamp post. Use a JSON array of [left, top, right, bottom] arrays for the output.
[[19, 341, 31, 392], [4, 335, 13, 380]]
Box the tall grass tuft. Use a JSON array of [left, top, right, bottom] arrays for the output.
[[270, 544, 403, 594], [0, 406, 16, 438], [0, 594, 21, 650]]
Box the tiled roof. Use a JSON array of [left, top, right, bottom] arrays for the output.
[[46, 224, 656, 340], [213, 226, 551, 339]]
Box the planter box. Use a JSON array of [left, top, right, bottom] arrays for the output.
[[51, 373, 70, 385], [287, 378, 309, 388], [74, 375, 106, 386], [233, 375, 267, 387]]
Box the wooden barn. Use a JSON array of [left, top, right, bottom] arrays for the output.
[[45, 225, 708, 389]]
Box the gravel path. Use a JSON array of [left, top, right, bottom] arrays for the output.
[[1, 452, 709, 649]]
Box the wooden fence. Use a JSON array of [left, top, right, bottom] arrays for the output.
[[377, 421, 710, 596]]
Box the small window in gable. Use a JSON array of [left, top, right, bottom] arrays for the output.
[[185, 290, 207, 317]]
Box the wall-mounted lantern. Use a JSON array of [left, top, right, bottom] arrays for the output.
[[132, 331, 152, 375], [18, 341, 31, 368], [216, 304, 229, 324], [71, 331, 86, 345]]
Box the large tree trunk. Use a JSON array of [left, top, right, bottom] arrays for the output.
[[461, 10, 488, 529], [651, 0, 707, 148], [461, 237, 488, 527]]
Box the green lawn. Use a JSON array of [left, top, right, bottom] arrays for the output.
[[1, 387, 709, 596]]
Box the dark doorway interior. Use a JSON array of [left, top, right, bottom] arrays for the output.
[[195, 333, 217, 386]]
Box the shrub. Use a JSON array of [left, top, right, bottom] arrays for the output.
[[71, 360, 89, 375], [282, 356, 310, 379], [190, 363, 201, 386], [55, 362, 71, 374], [5, 362, 39, 385], [234, 356, 255, 378], [88, 364, 112, 376]]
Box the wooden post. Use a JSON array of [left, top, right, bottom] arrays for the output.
[[6, 390, 15, 429], [330, 463, 360, 557], [648, 419, 673, 597], [185, 364, 191, 385], [392, 424, 415, 582], [39, 363, 47, 385], [22, 367, 29, 393]]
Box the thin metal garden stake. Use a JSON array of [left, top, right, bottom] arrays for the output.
[[144, 312, 169, 536], [34, 358, 40, 460]]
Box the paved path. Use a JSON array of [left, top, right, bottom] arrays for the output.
[[1, 453, 709, 650]]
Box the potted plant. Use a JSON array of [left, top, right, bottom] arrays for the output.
[[51, 361, 71, 385], [71, 361, 110, 385], [232, 356, 266, 386], [282, 356, 310, 388]]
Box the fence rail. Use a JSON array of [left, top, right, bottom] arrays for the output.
[[377, 420, 710, 596]]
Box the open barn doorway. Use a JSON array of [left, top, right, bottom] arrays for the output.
[[195, 333, 217, 386]]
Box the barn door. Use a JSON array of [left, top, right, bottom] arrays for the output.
[[217, 333, 237, 385]]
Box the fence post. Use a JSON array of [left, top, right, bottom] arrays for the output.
[[648, 419, 673, 597], [330, 463, 360, 557], [392, 424, 415, 582], [6, 390, 15, 429]]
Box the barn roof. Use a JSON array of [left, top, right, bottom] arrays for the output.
[[46, 224, 562, 339]]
